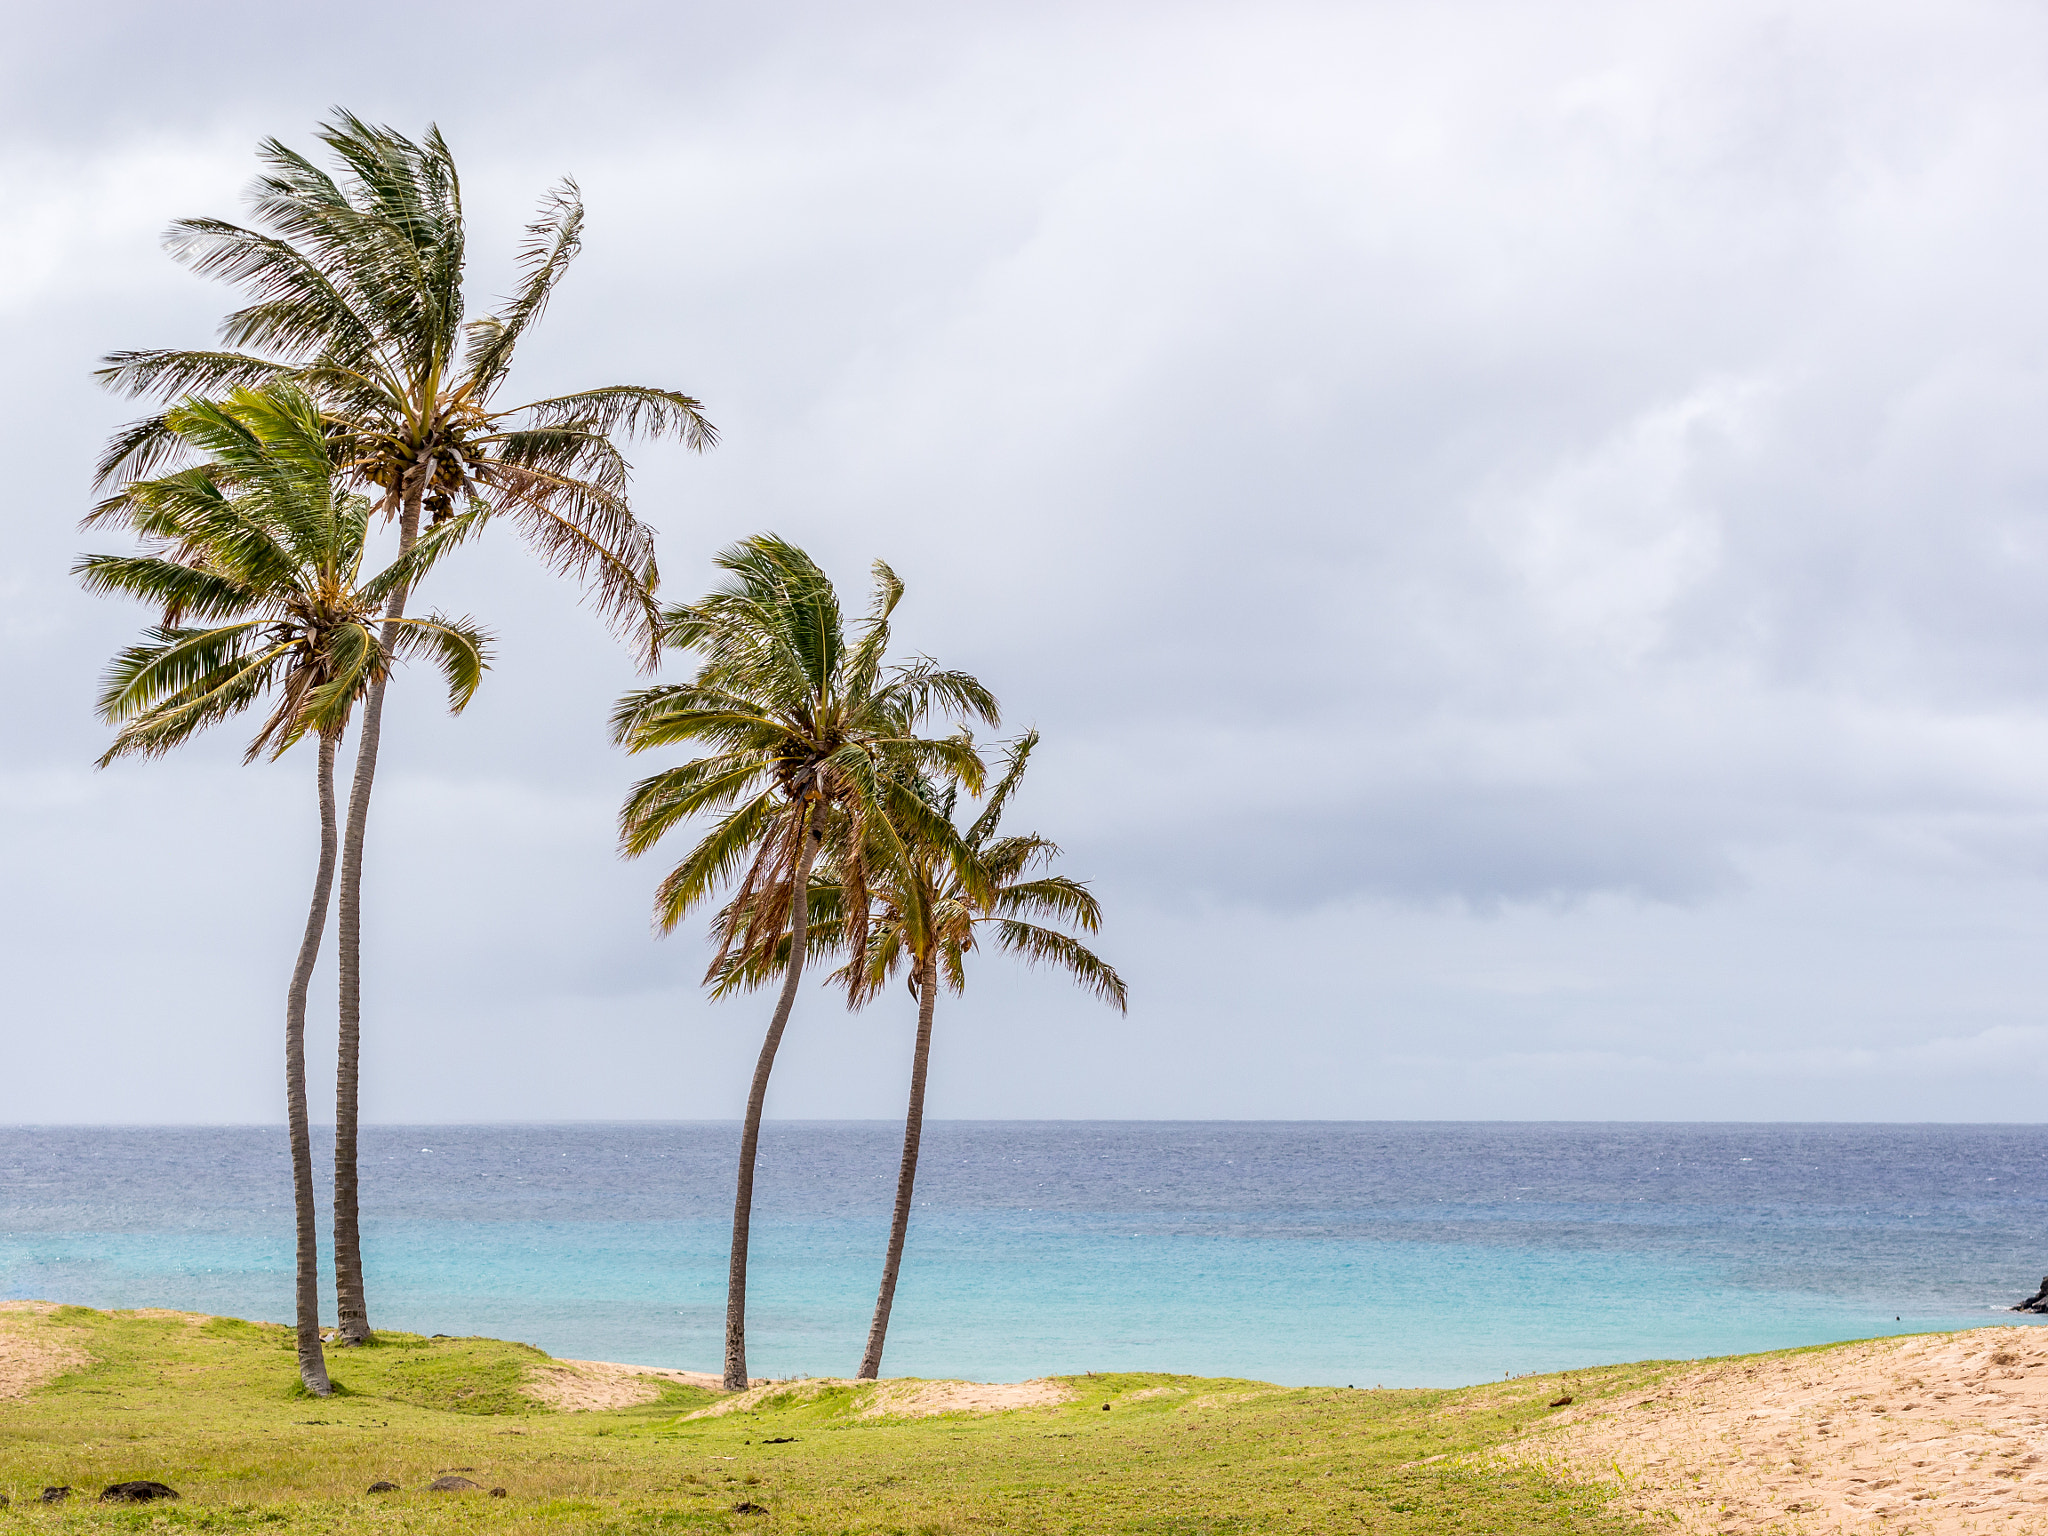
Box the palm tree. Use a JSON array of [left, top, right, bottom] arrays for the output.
[[78, 381, 489, 1394], [92, 110, 714, 1344], [847, 733, 1126, 1379], [611, 534, 996, 1390]]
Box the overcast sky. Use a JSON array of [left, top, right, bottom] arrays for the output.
[[7, 0, 2048, 1124]]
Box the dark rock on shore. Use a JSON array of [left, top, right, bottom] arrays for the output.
[[2013, 1276, 2048, 1313], [100, 1481, 179, 1503]]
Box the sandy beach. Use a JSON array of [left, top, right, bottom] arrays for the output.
[[1496, 1326, 2048, 1533]]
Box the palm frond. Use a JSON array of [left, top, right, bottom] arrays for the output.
[[94, 349, 290, 405], [514, 385, 716, 451], [989, 921, 1128, 1011], [991, 875, 1103, 932], [458, 174, 581, 394], [646, 795, 781, 937], [386, 613, 492, 712], [72, 555, 256, 624], [967, 730, 1038, 847]]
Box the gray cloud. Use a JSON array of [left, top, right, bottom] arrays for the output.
[[7, 0, 2048, 1121]]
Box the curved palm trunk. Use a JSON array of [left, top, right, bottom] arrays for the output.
[[723, 815, 823, 1392], [288, 733, 340, 1395], [333, 472, 426, 1345], [857, 952, 939, 1380]]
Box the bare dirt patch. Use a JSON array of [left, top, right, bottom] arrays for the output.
[[524, 1359, 727, 1411], [1494, 1326, 2048, 1534], [0, 1309, 88, 1399]]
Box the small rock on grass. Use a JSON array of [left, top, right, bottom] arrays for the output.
[[100, 1482, 180, 1504], [367, 1481, 400, 1493], [40, 1488, 70, 1504], [731, 1501, 769, 1515], [490, 1488, 507, 1498], [429, 1475, 483, 1492]]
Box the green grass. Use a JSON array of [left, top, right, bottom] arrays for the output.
[[0, 1305, 1673, 1533]]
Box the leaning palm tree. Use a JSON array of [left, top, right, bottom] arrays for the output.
[[612, 534, 996, 1390], [92, 110, 713, 1344], [78, 381, 489, 1394], [846, 733, 1125, 1379]]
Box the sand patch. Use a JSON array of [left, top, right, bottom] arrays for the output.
[[0, 1310, 89, 1399], [860, 1378, 1072, 1418], [684, 1376, 1072, 1421], [1493, 1326, 2048, 1534], [525, 1359, 728, 1411]]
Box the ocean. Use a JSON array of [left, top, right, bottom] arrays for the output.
[[2, 1122, 2043, 1387]]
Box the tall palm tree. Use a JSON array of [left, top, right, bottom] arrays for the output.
[[78, 381, 489, 1394], [92, 110, 714, 1344], [846, 733, 1125, 1379], [611, 534, 996, 1390]]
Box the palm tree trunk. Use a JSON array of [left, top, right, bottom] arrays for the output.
[[289, 732, 340, 1395], [857, 951, 938, 1380], [333, 466, 429, 1345], [723, 812, 822, 1392]]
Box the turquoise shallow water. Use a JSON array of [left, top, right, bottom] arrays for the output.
[[3, 1122, 2044, 1385]]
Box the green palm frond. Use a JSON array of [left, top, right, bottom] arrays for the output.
[[72, 555, 256, 624], [96, 623, 271, 722], [618, 755, 770, 856], [385, 614, 492, 713], [646, 794, 781, 933], [607, 683, 782, 750]]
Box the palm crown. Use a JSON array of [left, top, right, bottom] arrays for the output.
[[612, 534, 998, 977], [78, 381, 489, 761], [93, 110, 713, 649]]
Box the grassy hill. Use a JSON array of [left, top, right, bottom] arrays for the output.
[[0, 1303, 1660, 1533]]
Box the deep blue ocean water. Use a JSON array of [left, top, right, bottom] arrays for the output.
[[2, 1122, 2044, 1387]]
